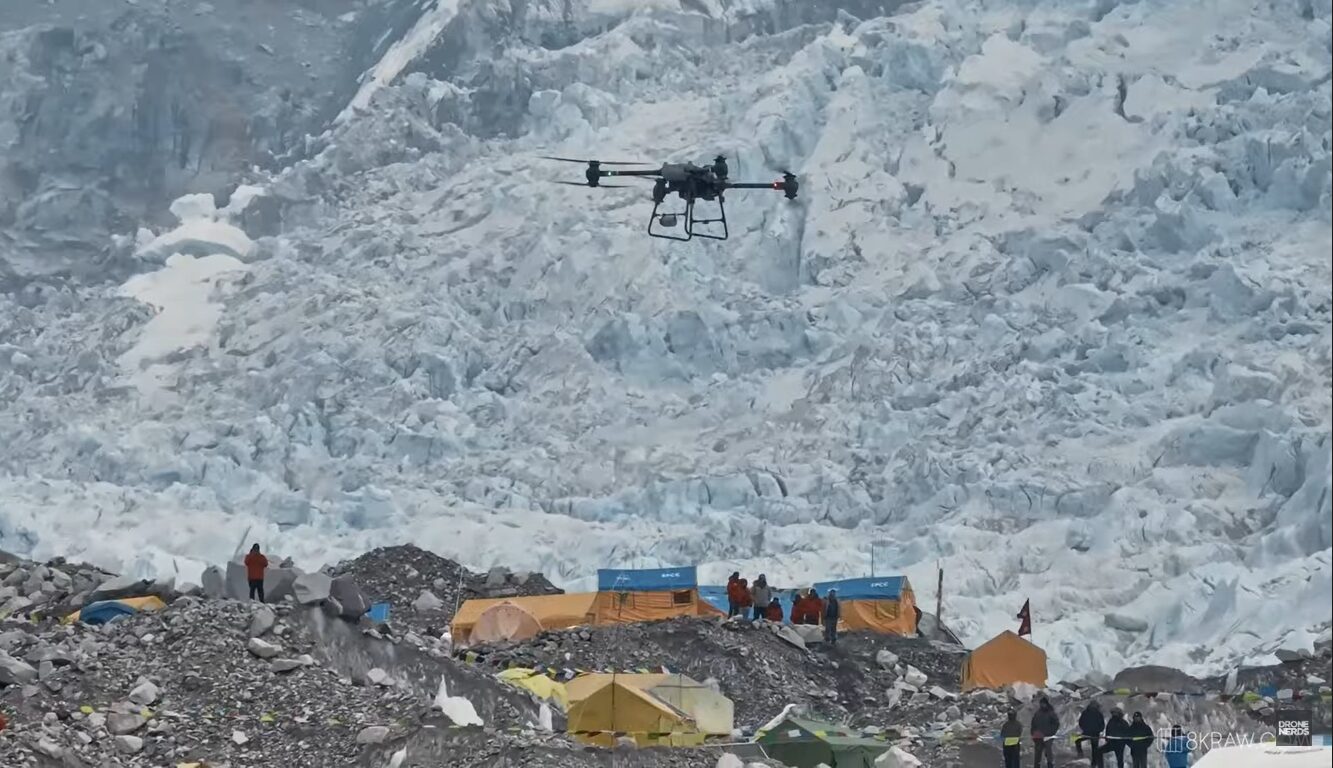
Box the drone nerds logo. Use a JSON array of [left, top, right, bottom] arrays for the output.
[[1276, 709, 1312, 747]]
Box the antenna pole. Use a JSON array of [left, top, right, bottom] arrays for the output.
[[935, 561, 943, 630]]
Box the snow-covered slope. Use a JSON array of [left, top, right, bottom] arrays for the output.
[[0, 0, 1329, 679]]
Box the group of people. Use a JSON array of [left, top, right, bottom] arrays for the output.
[[724, 573, 842, 644], [1001, 698, 1191, 768]]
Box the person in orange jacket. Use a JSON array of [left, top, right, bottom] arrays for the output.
[[764, 597, 783, 622], [726, 572, 746, 617], [737, 578, 753, 613], [810, 589, 826, 626], [244, 543, 269, 603]]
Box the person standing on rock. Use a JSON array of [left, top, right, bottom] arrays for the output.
[[1029, 696, 1059, 768], [1077, 699, 1106, 767], [1000, 709, 1023, 768], [1100, 705, 1130, 768], [244, 544, 269, 603], [810, 588, 826, 626], [822, 589, 840, 644], [726, 572, 743, 617], [750, 575, 773, 621], [764, 597, 783, 622]]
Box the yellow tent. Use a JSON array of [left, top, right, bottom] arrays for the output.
[[961, 630, 1049, 690], [814, 577, 919, 636], [565, 673, 732, 737], [472, 601, 544, 644], [63, 595, 167, 625], [496, 668, 570, 710], [451, 593, 596, 645], [566, 675, 704, 747]]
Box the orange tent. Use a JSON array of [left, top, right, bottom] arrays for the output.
[[961, 630, 1048, 690], [451, 592, 596, 645], [592, 567, 723, 625], [471, 601, 545, 644]]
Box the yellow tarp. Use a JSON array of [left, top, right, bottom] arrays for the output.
[[590, 588, 724, 625], [961, 630, 1049, 691], [835, 587, 919, 635], [566, 676, 703, 747], [452, 592, 597, 644], [496, 668, 570, 710], [63, 595, 167, 624]]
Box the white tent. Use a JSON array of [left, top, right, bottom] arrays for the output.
[[1195, 745, 1331, 767]]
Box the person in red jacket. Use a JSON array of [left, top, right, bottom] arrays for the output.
[[244, 544, 268, 603], [736, 578, 753, 614], [726, 572, 743, 617], [764, 598, 783, 622], [809, 589, 826, 626]]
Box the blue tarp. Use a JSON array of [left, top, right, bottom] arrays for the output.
[[812, 576, 907, 601], [78, 601, 139, 625], [699, 586, 799, 623], [597, 566, 697, 592], [365, 602, 391, 623]]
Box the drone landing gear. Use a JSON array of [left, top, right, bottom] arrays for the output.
[[647, 197, 729, 242]]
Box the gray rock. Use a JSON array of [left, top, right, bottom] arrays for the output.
[[249, 606, 276, 638], [114, 734, 145, 754], [0, 651, 38, 685], [876, 649, 899, 668], [49, 569, 73, 590], [201, 566, 226, 599], [89, 575, 153, 603], [107, 712, 147, 735], [366, 667, 391, 686], [903, 665, 928, 687], [129, 680, 161, 706], [271, 658, 304, 673], [356, 725, 390, 744], [485, 566, 509, 587], [264, 566, 299, 603], [1275, 649, 1305, 663], [322, 596, 345, 619], [413, 590, 444, 613], [293, 573, 332, 604], [247, 637, 282, 659], [225, 560, 251, 600], [330, 575, 369, 619]]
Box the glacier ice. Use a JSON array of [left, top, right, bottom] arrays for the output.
[[0, 0, 1329, 680]]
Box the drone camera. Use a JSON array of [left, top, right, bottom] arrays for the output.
[[658, 214, 678, 228]]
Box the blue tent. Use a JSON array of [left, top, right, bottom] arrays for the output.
[[812, 576, 906, 601], [78, 601, 140, 625], [597, 566, 697, 592], [698, 585, 800, 623]]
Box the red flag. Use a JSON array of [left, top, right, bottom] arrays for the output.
[[1016, 599, 1032, 636]]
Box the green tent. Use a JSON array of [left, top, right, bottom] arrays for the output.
[[753, 715, 889, 768]]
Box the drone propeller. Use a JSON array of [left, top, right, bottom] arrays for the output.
[[540, 155, 652, 166], [552, 181, 635, 188]]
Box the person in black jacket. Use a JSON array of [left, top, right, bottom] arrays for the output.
[[1000, 710, 1023, 768], [1077, 700, 1106, 767], [822, 589, 841, 644], [1100, 706, 1130, 768], [1030, 697, 1059, 768], [1126, 711, 1155, 768]]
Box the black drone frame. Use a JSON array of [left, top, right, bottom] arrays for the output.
[[546, 155, 799, 242]]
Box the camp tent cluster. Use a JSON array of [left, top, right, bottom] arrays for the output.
[[453, 567, 922, 645], [452, 566, 722, 645]]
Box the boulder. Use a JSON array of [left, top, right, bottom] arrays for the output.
[[903, 665, 928, 687], [356, 725, 391, 744], [225, 560, 250, 600], [876, 649, 899, 668], [114, 735, 145, 754], [485, 566, 509, 587], [1275, 649, 1306, 663], [0, 651, 38, 685], [248, 606, 276, 638], [128, 680, 161, 706], [107, 712, 146, 735], [89, 575, 153, 603], [775, 625, 807, 650], [200, 566, 226, 599], [264, 567, 299, 603], [367, 667, 392, 686], [247, 637, 281, 659], [413, 590, 444, 613], [330, 575, 370, 619], [293, 573, 332, 604], [271, 658, 304, 674], [1109, 665, 1203, 695], [928, 685, 957, 700]]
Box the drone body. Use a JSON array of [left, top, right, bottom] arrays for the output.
[[546, 155, 800, 241]]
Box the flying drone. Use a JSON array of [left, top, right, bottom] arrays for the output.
[[544, 154, 800, 242]]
